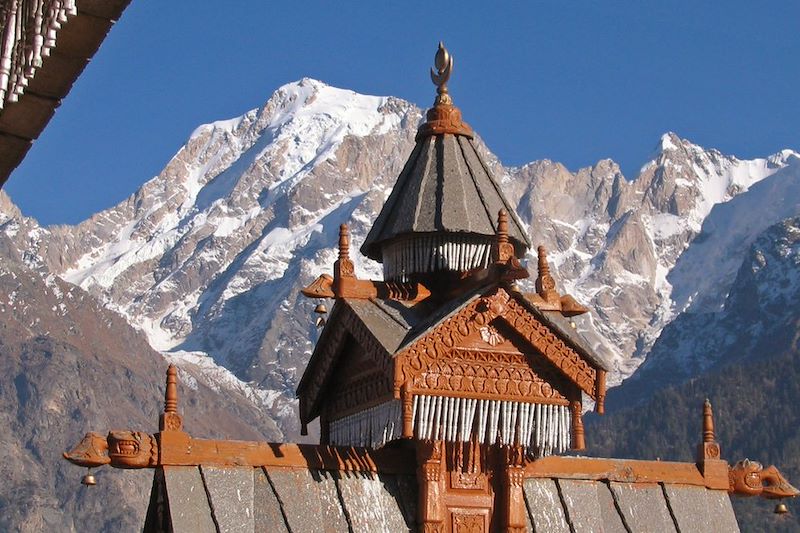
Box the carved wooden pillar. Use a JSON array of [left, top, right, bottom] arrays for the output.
[[417, 440, 445, 533], [595, 369, 606, 414], [501, 445, 527, 533], [571, 399, 585, 451], [402, 383, 414, 439]]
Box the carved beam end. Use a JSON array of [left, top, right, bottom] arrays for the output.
[[64, 431, 158, 469], [729, 459, 800, 499], [63, 432, 110, 468], [301, 274, 335, 298]]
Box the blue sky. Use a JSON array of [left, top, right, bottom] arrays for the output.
[[6, 1, 799, 225]]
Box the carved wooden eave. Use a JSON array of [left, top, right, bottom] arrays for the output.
[[296, 276, 610, 452], [0, 0, 132, 187], [393, 285, 607, 403], [63, 367, 800, 533], [63, 373, 800, 500], [296, 299, 405, 431]]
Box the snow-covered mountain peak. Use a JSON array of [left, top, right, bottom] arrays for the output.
[[657, 131, 681, 152], [3, 79, 797, 437]]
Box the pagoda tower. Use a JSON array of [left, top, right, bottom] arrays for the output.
[[297, 43, 607, 458]]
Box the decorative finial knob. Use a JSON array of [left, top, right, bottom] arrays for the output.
[[338, 224, 350, 260], [430, 42, 453, 105], [536, 245, 559, 301], [165, 364, 178, 414], [497, 209, 509, 245], [159, 364, 183, 432], [703, 398, 715, 443]]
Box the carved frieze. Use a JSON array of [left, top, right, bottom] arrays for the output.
[[397, 288, 598, 398], [327, 370, 393, 420], [411, 348, 570, 401], [451, 513, 485, 533]]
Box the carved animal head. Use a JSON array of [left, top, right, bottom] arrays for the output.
[[730, 459, 800, 499], [63, 432, 111, 468], [107, 431, 157, 469]]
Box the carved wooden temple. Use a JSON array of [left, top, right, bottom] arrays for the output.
[[64, 44, 799, 532]]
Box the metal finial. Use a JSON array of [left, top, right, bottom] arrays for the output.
[[430, 42, 453, 105]]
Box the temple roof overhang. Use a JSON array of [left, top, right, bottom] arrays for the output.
[[360, 133, 531, 262], [63, 367, 800, 532], [296, 282, 610, 428], [64, 428, 789, 533], [0, 0, 131, 187]]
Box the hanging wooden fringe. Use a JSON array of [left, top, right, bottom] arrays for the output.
[[412, 394, 571, 456], [382, 234, 493, 281], [328, 400, 402, 449], [0, 0, 77, 109]]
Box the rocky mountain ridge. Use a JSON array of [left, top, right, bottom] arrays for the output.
[[589, 216, 800, 533], [0, 224, 284, 531], [1, 79, 798, 437]]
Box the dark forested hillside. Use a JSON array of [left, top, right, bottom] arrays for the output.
[[587, 217, 800, 533]]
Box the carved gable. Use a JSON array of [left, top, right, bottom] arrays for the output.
[[297, 301, 399, 430], [395, 287, 602, 400]]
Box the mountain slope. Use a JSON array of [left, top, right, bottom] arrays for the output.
[[0, 203, 285, 532], [607, 215, 800, 408], [2, 80, 797, 435], [588, 216, 800, 533]]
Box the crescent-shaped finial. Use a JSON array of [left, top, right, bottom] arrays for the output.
[[429, 42, 453, 104]]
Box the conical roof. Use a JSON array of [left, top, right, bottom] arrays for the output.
[[361, 44, 531, 262]]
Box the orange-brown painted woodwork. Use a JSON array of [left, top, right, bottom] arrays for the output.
[[402, 383, 414, 438], [417, 441, 499, 533], [409, 347, 574, 404], [728, 460, 800, 499], [416, 103, 474, 140], [571, 400, 586, 451], [595, 369, 606, 413], [501, 445, 527, 533], [417, 441, 446, 532], [525, 456, 730, 490], [159, 364, 183, 432], [395, 288, 601, 400], [66, 428, 737, 491], [535, 246, 560, 307], [703, 398, 716, 443], [695, 399, 727, 488]]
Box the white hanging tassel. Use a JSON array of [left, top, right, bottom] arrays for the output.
[[488, 400, 500, 444], [406, 395, 572, 455], [329, 400, 403, 449], [478, 399, 489, 444], [519, 403, 530, 447]]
